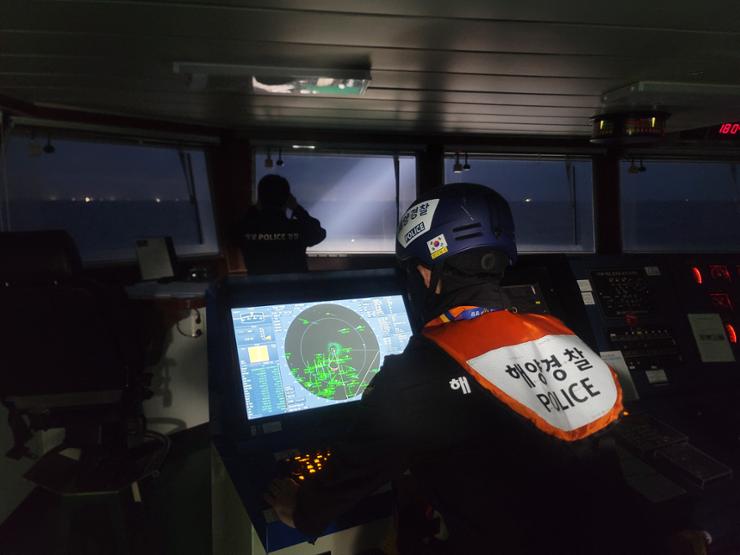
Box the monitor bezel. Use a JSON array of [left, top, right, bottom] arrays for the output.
[[230, 291, 411, 422], [211, 269, 411, 438]]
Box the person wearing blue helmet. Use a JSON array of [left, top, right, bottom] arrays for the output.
[[395, 182, 517, 330], [265, 183, 699, 554]]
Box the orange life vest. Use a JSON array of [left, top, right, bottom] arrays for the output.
[[423, 308, 623, 442]]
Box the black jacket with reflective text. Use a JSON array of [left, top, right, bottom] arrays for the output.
[[293, 332, 660, 554], [238, 205, 326, 274]]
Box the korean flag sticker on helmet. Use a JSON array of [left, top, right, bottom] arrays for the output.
[[398, 199, 439, 248], [427, 234, 448, 260]]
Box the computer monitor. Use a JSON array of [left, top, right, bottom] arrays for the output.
[[231, 294, 412, 421]]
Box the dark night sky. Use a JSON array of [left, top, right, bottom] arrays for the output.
[[7, 136, 207, 201]]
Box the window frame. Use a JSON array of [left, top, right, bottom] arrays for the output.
[[252, 147, 421, 256], [619, 154, 740, 254], [442, 152, 597, 254], [2, 123, 221, 266]]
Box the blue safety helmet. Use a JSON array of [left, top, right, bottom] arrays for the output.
[[396, 183, 517, 270]]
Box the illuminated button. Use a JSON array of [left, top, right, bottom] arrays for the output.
[[710, 293, 734, 311], [726, 323, 737, 344], [709, 264, 732, 282], [691, 267, 703, 285]]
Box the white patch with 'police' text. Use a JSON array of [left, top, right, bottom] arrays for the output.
[[466, 334, 617, 432], [397, 199, 439, 248]]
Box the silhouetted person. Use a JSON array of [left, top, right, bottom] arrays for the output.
[[238, 174, 326, 274]]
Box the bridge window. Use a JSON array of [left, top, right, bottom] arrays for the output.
[[444, 156, 595, 252], [621, 160, 740, 252], [254, 152, 417, 254], [1, 130, 218, 263]]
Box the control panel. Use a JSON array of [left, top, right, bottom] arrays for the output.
[[590, 269, 657, 317], [606, 325, 682, 372], [676, 259, 739, 365], [569, 255, 739, 397], [276, 448, 333, 482], [566, 255, 740, 549]]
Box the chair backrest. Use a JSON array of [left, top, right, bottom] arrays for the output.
[[0, 231, 128, 407], [0, 230, 83, 284]]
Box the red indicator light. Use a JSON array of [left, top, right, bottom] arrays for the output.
[[691, 267, 703, 285], [709, 292, 734, 311], [726, 323, 737, 344], [709, 264, 732, 282], [719, 122, 740, 135]]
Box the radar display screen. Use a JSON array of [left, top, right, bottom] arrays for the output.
[[231, 295, 412, 420]]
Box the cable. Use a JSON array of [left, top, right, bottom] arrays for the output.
[[138, 430, 171, 480]]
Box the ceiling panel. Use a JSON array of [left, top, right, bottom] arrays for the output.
[[0, 72, 613, 97], [128, 0, 740, 32], [7, 2, 740, 58], [2, 0, 740, 136], [2, 84, 601, 109], [5, 33, 737, 81], [240, 99, 597, 118], [14, 90, 593, 127], [25, 97, 592, 135], [1, 86, 600, 117]]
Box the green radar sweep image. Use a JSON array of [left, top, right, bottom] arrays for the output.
[[284, 303, 381, 401]]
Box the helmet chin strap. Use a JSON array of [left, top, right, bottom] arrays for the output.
[[429, 263, 443, 297], [405, 264, 442, 331], [407, 261, 504, 330]]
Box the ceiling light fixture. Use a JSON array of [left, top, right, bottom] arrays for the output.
[[43, 134, 55, 154], [453, 153, 463, 174], [463, 152, 471, 171], [253, 74, 369, 96], [265, 148, 274, 169], [276, 148, 284, 167], [173, 62, 371, 96], [28, 130, 42, 157]]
